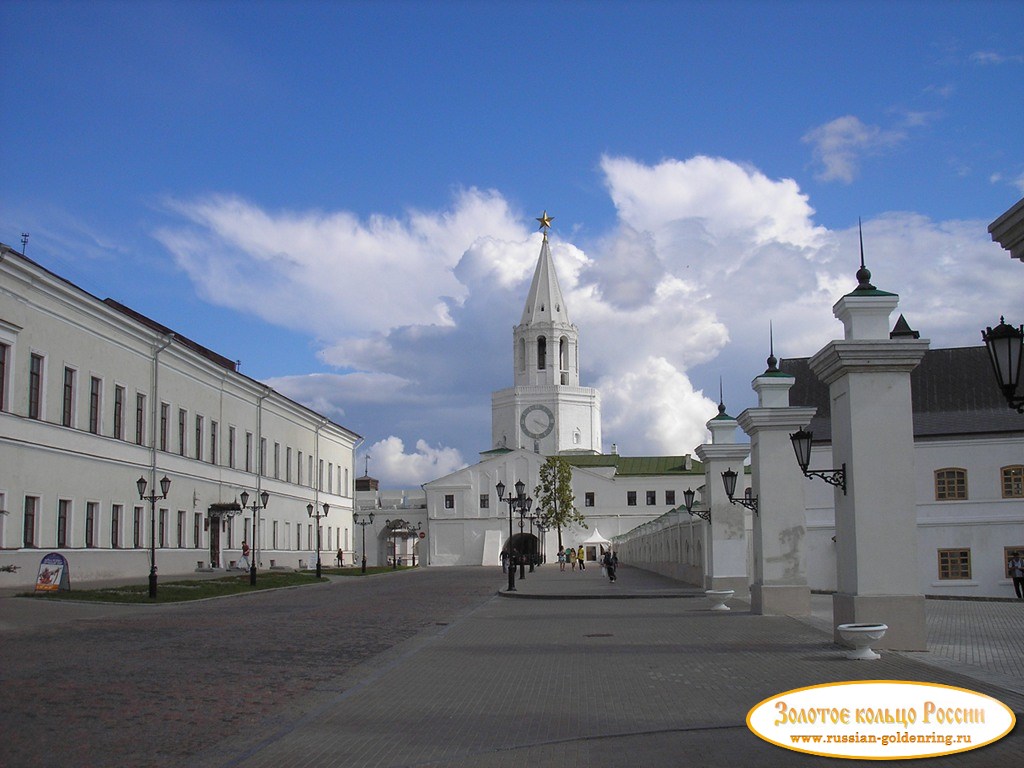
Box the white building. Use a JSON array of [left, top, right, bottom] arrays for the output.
[[424, 223, 703, 566], [0, 244, 360, 588]]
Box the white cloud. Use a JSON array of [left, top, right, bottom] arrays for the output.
[[970, 51, 1024, 65], [366, 436, 465, 487], [802, 116, 905, 183], [157, 155, 1020, 488]]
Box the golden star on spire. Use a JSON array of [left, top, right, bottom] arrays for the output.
[[536, 210, 553, 234]]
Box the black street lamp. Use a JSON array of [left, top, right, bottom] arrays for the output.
[[137, 474, 171, 599], [789, 429, 847, 493], [353, 511, 375, 573], [306, 502, 329, 579], [721, 468, 758, 515], [982, 317, 1024, 413], [496, 479, 532, 591], [535, 516, 550, 564], [239, 489, 269, 585], [681, 486, 710, 522]]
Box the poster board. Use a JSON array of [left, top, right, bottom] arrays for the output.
[[35, 552, 70, 592]]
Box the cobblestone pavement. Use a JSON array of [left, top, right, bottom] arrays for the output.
[[2, 565, 1022, 768], [0, 568, 499, 768]]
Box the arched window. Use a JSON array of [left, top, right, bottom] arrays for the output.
[[1002, 465, 1024, 498], [934, 468, 967, 500], [537, 336, 546, 370]]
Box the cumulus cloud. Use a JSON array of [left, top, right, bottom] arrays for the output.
[[365, 437, 465, 487], [156, 155, 1019, 488], [802, 116, 905, 183]]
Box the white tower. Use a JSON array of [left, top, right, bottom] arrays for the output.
[[491, 212, 601, 455]]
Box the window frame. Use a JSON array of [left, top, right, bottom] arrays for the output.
[[1001, 465, 1024, 499], [934, 468, 967, 501], [937, 548, 971, 580], [626, 491, 637, 507]]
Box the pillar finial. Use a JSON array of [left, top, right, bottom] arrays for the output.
[[855, 217, 876, 291], [765, 321, 778, 372]]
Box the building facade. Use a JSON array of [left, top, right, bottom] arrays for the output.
[[0, 244, 360, 588]]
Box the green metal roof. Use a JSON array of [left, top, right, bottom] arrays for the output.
[[562, 454, 703, 476]]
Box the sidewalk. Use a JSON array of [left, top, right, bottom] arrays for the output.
[[197, 565, 1024, 768]]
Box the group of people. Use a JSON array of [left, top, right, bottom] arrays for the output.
[[555, 546, 618, 582], [557, 545, 587, 572]]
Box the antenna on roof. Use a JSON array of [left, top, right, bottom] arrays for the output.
[[20, 233, 29, 255]]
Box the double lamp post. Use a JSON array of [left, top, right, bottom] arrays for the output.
[[496, 479, 532, 592]]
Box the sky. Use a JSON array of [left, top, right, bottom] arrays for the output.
[[2, 0, 1022, 488]]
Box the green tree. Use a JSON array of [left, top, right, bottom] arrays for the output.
[[534, 456, 585, 549]]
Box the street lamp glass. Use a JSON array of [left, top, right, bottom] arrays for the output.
[[514, 479, 525, 498], [789, 429, 814, 473], [495, 481, 505, 501], [983, 317, 1024, 397], [683, 487, 695, 512], [159, 475, 171, 498], [136, 476, 147, 499], [322, 503, 329, 516], [240, 490, 250, 508], [260, 490, 270, 508], [722, 468, 738, 499], [307, 503, 314, 518]]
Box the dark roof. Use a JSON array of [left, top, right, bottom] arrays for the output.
[[563, 454, 704, 476], [103, 299, 237, 373], [781, 346, 1023, 442]]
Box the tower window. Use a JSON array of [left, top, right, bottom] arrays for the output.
[[537, 337, 546, 370]]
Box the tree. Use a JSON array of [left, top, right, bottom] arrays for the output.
[[534, 456, 585, 549]]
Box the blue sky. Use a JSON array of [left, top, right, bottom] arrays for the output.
[[3, 0, 1022, 487]]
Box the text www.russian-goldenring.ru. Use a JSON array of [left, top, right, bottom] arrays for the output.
[[789, 732, 972, 747]]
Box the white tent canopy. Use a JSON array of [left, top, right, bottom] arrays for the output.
[[582, 528, 611, 546]]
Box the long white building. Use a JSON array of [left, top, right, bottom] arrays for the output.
[[0, 244, 360, 588]]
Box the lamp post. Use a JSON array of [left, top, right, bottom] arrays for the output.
[[721, 468, 758, 515], [535, 516, 550, 564], [788, 429, 847, 493], [681, 486, 710, 522], [982, 317, 1024, 413], [496, 479, 533, 591], [239, 489, 269, 585], [136, 474, 171, 599], [306, 502, 329, 579], [353, 511, 374, 573]]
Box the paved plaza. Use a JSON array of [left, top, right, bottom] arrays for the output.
[[1, 565, 1021, 767]]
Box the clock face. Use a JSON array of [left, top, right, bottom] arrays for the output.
[[520, 404, 555, 439]]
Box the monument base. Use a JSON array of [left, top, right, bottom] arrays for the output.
[[751, 583, 810, 616], [832, 593, 926, 651]]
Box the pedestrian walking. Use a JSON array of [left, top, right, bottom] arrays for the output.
[[1009, 550, 1024, 599], [577, 546, 586, 570], [570, 547, 576, 570], [602, 549, 617, 582], [557, 547, 566, 572], [500, 549, 509, 573]]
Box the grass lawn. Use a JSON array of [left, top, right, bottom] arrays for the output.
[[24, 565, 418, 604]]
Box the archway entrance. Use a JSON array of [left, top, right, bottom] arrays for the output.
[[503, 533, 538, 561]]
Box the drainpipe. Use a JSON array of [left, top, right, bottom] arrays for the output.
[[252, 387, 270, 582], [149, 334, 174, 490]]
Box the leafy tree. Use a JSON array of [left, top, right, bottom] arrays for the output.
[[534, 456, 585, 548]]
